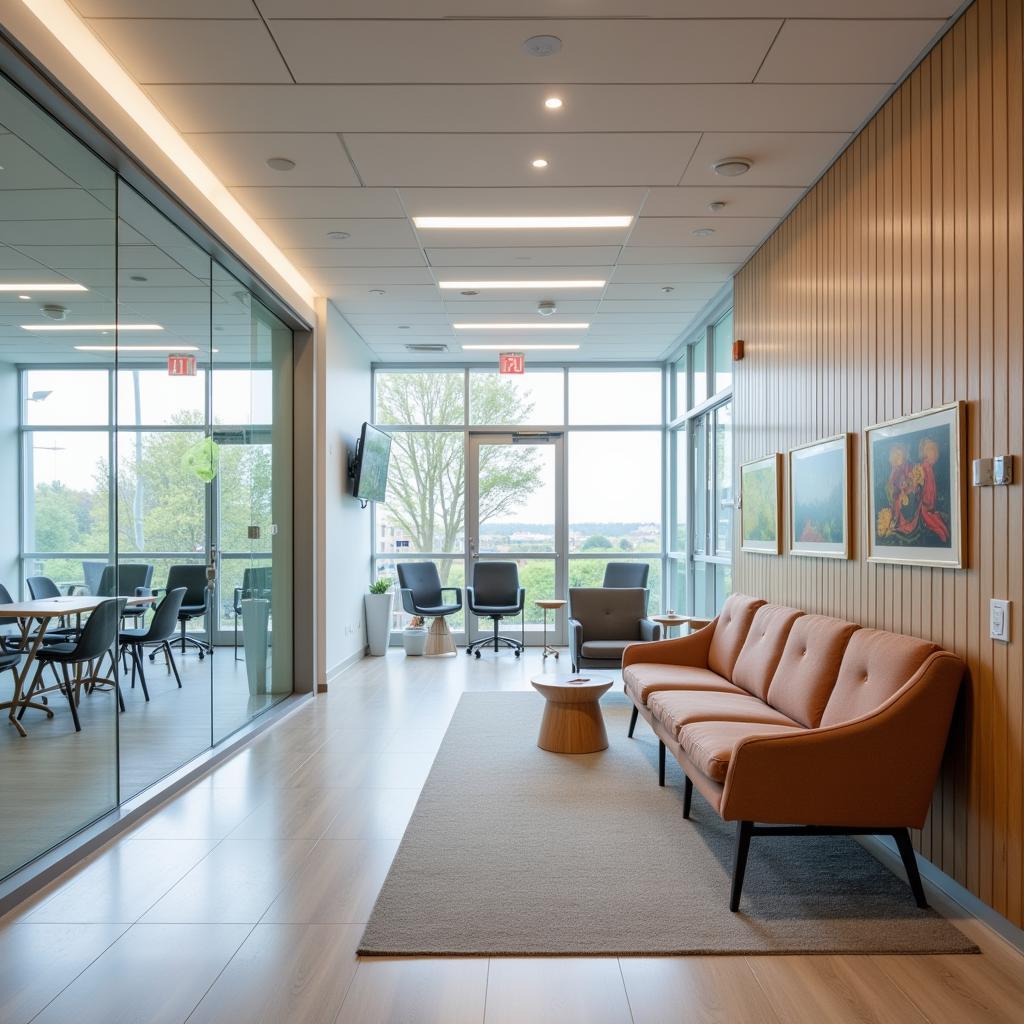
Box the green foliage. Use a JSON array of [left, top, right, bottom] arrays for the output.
[[368, 577, 392, 594], [581, 534, 612, 551]]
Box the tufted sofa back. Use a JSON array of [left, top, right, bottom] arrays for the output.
[[706, 593, 765, 680]]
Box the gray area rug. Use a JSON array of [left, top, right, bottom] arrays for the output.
[[359, 691, 977, 956]]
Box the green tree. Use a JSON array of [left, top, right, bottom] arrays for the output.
[[581, 534, 612, 551], [375, 372, 542, 583]]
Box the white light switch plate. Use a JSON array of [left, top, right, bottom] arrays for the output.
[[990, 599, 1011, 642]]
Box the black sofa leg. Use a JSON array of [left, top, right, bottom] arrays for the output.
[[658, 740, 665, 786], [683, 776, 693, 819], [627, 706, 638, 738], [730, 820, 753, 912], [894, 827, 929, 908]]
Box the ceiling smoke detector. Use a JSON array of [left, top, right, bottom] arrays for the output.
[[266, 157, 296, 172], [522, 35, 562, 57], [712, 158, 752, 178], [691, 227, 715, 238], [41, 303, 68, 320], [661, 286, 675, 293], [405, 343, 448, 353], [460, 290, 479, 296], [707, 201, 726, 212], [537, 300, 557, 317], [326, 230, 351, 241]]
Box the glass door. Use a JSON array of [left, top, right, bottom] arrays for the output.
[[466, 432, 565, 648]]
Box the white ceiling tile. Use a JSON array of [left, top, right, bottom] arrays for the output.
[[328, 284, 439, 302], [183, 133, 359, 187], [602, 283, 721, 301], [257, 218, 417, 248], [270, 19, 779, 84], [302, 267, 435, 286], [399, 188, 647, 218], [680, 132, 852, 186], [427, 266, 614, 283], [425, 247, 622, 267], [75, 1, 255, 13], [87, 19, 292, 84], [629, 216, 780, 246], [335, 300, 446, 314], [640, 186, 803, 218], [756, 20, 947, 84], [609, 263, 737, 283], [617, 245, 754, 264], [228, 187, 404, 219], [285, 248, 426, 267], [346, 133, 701, 187], [598, 300, 703, 313], [441, 299, 600, 314]]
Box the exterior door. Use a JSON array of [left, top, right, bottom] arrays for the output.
[[466, 432, 566, 648]]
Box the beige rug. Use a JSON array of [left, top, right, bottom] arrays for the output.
[[359, 691, 977, 956]]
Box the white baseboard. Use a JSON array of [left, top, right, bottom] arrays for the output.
[[858, 834, 1024, 953], [325, 647, 367, 687]]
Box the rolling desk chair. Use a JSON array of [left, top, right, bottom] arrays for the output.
[[466, 561, 526, 659]]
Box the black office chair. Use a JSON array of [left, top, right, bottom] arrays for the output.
[[1, 582, 66, 650], [396, 562, 462, 621], [152, 564, 211, 660], [233, 566, 272, 660], [22, 598, 126, 732], [1, 651, 20, 693], [96, 563, 155, 628], [120, 588, 186, 701], [26, 576, 79, 640], [466, 561, 525, 659]]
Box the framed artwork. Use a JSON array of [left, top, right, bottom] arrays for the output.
[[788, 434, 851, 559], [740, 453, 783, 554], [864, 402, 966, 568]]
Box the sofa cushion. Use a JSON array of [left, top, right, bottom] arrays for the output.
[[731, 603, 805, 701], [766, 614, 861, 728], [707, 594, 765, 680], [819, 628, 941, 727], [679, 720, 805, 783], [623, 664, 744, 706], [647, 690, 799, 740], [580, 639, 634, 660]]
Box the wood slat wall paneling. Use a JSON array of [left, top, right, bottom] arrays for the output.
[[732, 0, 1024, 928]]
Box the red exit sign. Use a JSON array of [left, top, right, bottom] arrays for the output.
[[167, 353, 197, 377], [499, 351, 525, 375]]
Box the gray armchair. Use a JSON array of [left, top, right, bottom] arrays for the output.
[[568, 587, 662, 672]]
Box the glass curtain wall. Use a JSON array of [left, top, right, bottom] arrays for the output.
[[0, 70, 293, 881], [373, 366, 665, 639], [668, 306, 734, 617]]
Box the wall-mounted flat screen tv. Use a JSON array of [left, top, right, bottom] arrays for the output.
[[352, 422, 391, 503]]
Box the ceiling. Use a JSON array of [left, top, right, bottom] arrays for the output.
[[12, 2, 962, 362]]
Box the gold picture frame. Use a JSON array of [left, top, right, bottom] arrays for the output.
[[740, 453, 783, 555], [864, 402, 966, 568]]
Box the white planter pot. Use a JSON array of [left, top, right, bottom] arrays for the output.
[[364, 592, 394, 656], [402, 627, 428, 656], [240, 598, 270, 695]]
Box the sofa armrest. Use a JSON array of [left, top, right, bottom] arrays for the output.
[[621, 617, 718, 671], [720, 651, 964, 828], [639, 618, 662, 642]]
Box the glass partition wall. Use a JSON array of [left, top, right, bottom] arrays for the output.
[[374, 367, 665, 643], [0, 71, 293, 880]]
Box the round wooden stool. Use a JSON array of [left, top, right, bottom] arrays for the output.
[[530, 672, 614, 754]]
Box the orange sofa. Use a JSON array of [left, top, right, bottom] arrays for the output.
[[622, 594, 964, 911]]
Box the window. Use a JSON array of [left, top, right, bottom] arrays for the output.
[[568, 369, 661, 425], [713, 309, 734, 396], [375, 370, 464, 426], [468, 368, 564, 425], [690, 334, 708, 409]]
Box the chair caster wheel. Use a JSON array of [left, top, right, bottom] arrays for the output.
[[474, 651, 481, 659], [465, 648, 472, 655], [149, 653, 157, 662], [514, 650, 521, 658], [198, 652, 205, 661]]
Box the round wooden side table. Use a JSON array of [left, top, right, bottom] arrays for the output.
[[651, 613, 711, 638], [534, 599, 567, 661], [530, 672, 614, 753]]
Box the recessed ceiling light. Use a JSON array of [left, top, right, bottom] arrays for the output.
[[661, 286, 675, 293], [691, 228, 715, 238], [522, 34, 562, 57], [712, 158, 752, 177], [266, 157, 296, 172], [531, 158, 549, 169], [707, 201, 726, 212], [397, 325, 411, 329], [129, 274, 148, 282], [440, 280, 605, 290], [369, 288, 386, 295], [453, 322, 588, 330], [326, 230, 351, 240], [460, 290, 479, 296], [0, 283, 87, 292], [462, 344, 579, 351], [544, 96, 563, 109], [22, 323, 163, 331], [75, 345, 197, 352], [413, 216, 632, 229], [18, 294, 29, 300]]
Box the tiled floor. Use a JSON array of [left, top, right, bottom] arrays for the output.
[[1, 648, 1022, 1023]]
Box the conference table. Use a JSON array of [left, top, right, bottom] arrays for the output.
[[1, 595, 157, 737]]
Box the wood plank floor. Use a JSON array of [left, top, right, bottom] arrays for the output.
[[1, 648, 1022, 1024]]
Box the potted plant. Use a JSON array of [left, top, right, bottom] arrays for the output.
[[364, 577, 394, 656], [402, 615, 428, 656]]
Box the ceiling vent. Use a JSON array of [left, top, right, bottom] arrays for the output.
[[405, 343, 448, 353]]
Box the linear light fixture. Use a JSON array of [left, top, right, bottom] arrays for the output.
[[18, 0, 316, 308], [462, 344, 579, 351], [75, 344, 197, 352], [413, 216, 632, 229], [453, 322, 589, 330], [22, 323, 163, 331], [0, 283, 87, 291], [439, 280, 605, 290]]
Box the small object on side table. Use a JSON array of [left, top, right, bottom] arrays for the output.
[[534, 598, 567, 661], [530, 671, 613, 753]]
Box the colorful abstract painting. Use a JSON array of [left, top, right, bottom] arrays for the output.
[[865, 403, 964, 568], [789, 435, 850, 558], [741, 454, 782, 554]]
